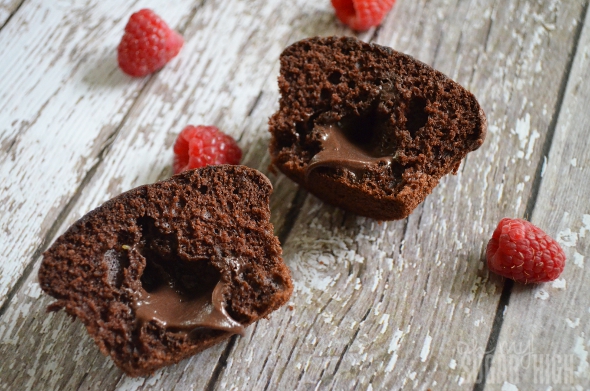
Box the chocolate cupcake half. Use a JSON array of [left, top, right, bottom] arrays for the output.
[[269, 36, 487, 220], [39, 165, 292, 376]]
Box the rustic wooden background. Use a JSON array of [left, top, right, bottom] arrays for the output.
[[1, 0, 589, 390]]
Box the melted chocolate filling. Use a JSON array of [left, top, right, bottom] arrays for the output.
[[306, 123, 394, 181], [132, 279, 244, 336], [127, 230, 245, 336]]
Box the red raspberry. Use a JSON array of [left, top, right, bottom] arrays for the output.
[[331, 0, 396, 31], [173, 125, 242, 174], [486, 218, 566, 284], [117, 9, 184, 77]]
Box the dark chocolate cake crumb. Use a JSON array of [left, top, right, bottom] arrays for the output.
[[39, 165, 293, 377], [269, 36, 487, 220]]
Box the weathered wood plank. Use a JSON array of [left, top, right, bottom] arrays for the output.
[[0, 0, 23, 28], [1, 1, 588, 391], [484, 5, 590, 390], [214, 0, 589, 390], [0, 0, 352, 390], [0, 0, 197, 308]]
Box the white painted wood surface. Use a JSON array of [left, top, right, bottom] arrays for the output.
[[0, 0, 198, 309], [0, 0, 589, 390], [485, 4, 590, 390], [0, 0, 22, 27]]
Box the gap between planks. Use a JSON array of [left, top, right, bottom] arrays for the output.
[[202, 24, 384, 391], [1, 0, 584, 388], [472, 2, 590, 389], [0, 1, 204, 319], [0, 1, 334, 389], [0, 0, 25, 30], [0, 77, 150, 322]]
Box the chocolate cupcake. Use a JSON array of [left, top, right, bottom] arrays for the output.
[[39, 165, 292, 376], [269, 36, 487, 220]]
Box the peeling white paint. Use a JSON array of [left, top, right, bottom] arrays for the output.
[[354, 278, 362, 290], [385, 329, 404, 372], [513, 113, 531, 150], [573, 252, 584, 268], [379, 314, 390, 334], [23, 282, 42, 299], [557, 229, 578, 248], [525, 129, 540, 160], [385, 257, 394, 271], [551, 278, 567, 290], [573, 336, 589, 378], [370, 268, 383, 292], [420, 334, 432, 362], [566, 318, 580, 328], [144, 371, 163, 387], [580, 215, 590, 238], [116, 376, 146, 391], [502, 382, 519, 391], [534, 289, 549, 300]]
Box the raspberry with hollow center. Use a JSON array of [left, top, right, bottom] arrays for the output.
[[331, 0, 396, 31], [486, 218, 566, 284], [118, 9, 184, 77], [173, 125, 242, 174]]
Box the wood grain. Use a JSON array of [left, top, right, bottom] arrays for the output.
[[215, 0, 589, 390], [484, 5, 590, 390], [0, 0, 589, 390], [0, 0, 23, 28], [0, 0, 350, 389], [0, 0, 197, 308]]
